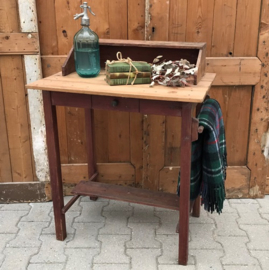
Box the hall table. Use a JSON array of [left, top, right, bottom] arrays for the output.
[[26, 42, 215, 265]]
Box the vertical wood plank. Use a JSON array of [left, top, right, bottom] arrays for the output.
[[128, 0, 145, 40], [130, 113, 144, 187], [247, 0, 269, 197], [36, 0, 58, 55], [0, 0, 20, 32], [142, 115, 165, 190], [209, 86, 252, 166], [94, 110, 109, 163], [108, 112, 130, 162], [55, 0, 81, 55], [145, 0, 170, 41], [66, 107, 87, 163], [234, 0, 261, 57], [168, 0, 187, 41], [186, 0, 215, 56], [0, 56, 34, 182], [0, 70, 12, 182], [109, 0, 128, 39], [211, 0, 237, 56], [88, 0, 110, 38]]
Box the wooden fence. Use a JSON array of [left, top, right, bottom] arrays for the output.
[[0, 0, 268, 201]]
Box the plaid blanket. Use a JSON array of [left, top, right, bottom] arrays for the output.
[[177, 99, 227, 214]]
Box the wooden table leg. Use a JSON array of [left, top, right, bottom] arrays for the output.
[[178, 103, 192, 265], [43, 91, 66, 240], [85, 108, 98, 201], [192, 196, 201, 218]]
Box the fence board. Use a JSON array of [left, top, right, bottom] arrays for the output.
[[211, 0, 237, 56], [0, 56, 34, 182], [209, 86, 252, 166], [0, 71, 12, 182], [0, 0, 20, 33], [128, 0, 145, 40], [186, 0, 215, 55], [234, 0, 261, 56], [35, 0, 58, 55], [168, 0, 187, 41]]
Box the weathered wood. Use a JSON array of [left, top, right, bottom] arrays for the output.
[[0, 69, 12, 182], [0, 182, 48, 203], [159, 166, 251, 198], [247, 0, 269, 198], [26, 72, 215, 103], [209, 86, 252, 166], [169, 0, 187, 42], [234, 0, 261, 56], [186, 0, 215, 56], [0, 0, 20, 33], [61, 163, 135, 185], [0, 33, 39, 55], [72, 181, 180, 210], [128, 0, 145, 40], [35, 0, 58, 55], [0, 56, 35, 182], [207, 57, 261, 85], [211, 0, 237, 56]]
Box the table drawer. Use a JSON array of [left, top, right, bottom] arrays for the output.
[[92, 96, 139, 112]]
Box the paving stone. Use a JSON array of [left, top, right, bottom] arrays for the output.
[[0, 211, 28, 233], [0, 234, 15, 267], [240, 224, 269, 250], [99, 211, 132, 235], [126, 248, 161, 270], [21, 203, 52, 222], [128, 204, 159, 223], [7, 221, 48, 248], [103, 200, 133, 212], [223, 266, 261, 270], [156, 235, 180, 265], [94, 235, 130, 264], [126, 223, 160, 248], [212, 213, 246, 236], [42, 211, 80, 234], [66, 222, 103, 248], [229, 199, 258, 204], [189, 223, 222, 250], [155, 210, 178, 235], [261, 213, 269, 222], [191, 249, 224, 270], [0, 203, 31, 211], [232, 204, 268, 225], [250, 250, 269, 270], [158, 265, 195, 270], [1, 247, 38, 270], [80, 196, 108, 203], [64, 196, 82, 212], [216, 236, 260, 266], [30, 234, 70, 263], [256, 196, 269, 214], [221, 200, 238, 213], [93, 264, 130, 270], [189, 209, 215, 224], [75, 202, 107, 223], [27, 263, 65, 270], [65, 248, 99, 270]]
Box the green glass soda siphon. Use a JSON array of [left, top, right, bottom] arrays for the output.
[[73, 2, 100, 77]]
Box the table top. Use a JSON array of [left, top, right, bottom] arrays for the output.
[[26, 71, 216, 103]]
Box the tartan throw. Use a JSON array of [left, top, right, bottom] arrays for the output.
[[177, 99, 227, 214]]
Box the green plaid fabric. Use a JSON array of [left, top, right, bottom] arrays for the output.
[[178, 99, 227, 214]]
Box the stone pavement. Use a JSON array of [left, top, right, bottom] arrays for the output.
[[0, 195, 269, 270]]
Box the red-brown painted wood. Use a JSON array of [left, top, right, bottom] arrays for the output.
[[192, 196, 201, 218], [178, 103, 193, 265], [72, 181, 180, 210], [42, 91, 66, 240], [51, 92, 91, 108]]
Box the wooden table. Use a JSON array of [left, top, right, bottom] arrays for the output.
[[26, 71, 215, 265]]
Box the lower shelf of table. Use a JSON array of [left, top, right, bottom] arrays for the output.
[[72, 181, 179, 211]]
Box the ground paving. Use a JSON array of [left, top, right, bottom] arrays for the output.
[[0, 195, 268, 270]]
